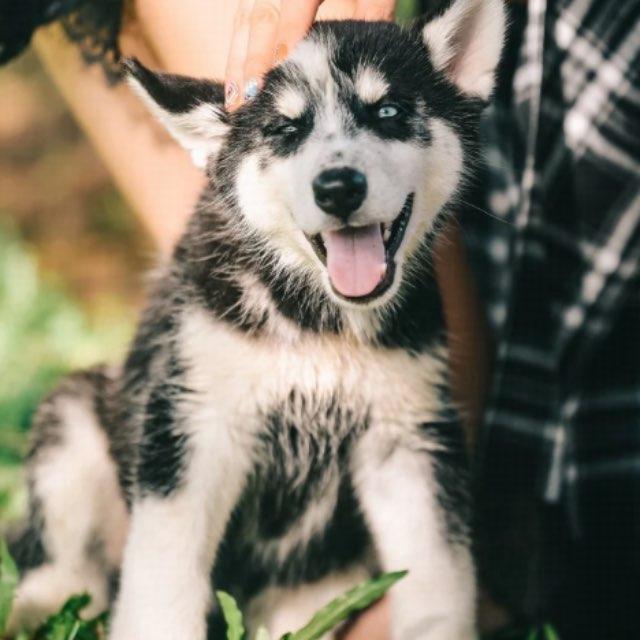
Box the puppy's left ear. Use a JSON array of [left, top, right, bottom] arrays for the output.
[[421, 0, 506, 100], [123, 58, 229, 169]]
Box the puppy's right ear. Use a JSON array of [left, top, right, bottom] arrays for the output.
[[123, 58, 229, 169]]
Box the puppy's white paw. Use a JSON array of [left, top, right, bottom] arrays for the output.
[[8, 563, 108, 634], [108, 606, 207, 640]]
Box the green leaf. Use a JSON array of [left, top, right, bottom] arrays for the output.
[[217, 591, 245, 640], [59, 594, 92, 618], [286, 571, 407, 640], [0, 537, 19, 634], [30, 593, 108, 640], [255, 626, 271, 640], [543, 624, 560, 640]]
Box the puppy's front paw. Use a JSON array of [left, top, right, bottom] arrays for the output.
[[108, 609, 207, 640], [8, 564, 108, 635]]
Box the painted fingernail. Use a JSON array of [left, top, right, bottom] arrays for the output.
[[274, 43, 288, 64], [225, 80, 239, 108], [244, 78, 259, 101]]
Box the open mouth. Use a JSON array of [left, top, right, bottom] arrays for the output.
[[309, 193, 414, 303]]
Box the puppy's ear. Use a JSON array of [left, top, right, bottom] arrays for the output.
[[421, 0, 506, 100], [123, 58, 229, 169]]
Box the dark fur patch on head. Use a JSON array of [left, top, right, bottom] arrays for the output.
[[308, 21, 487, 154], [209, 19, 484, 171], [252, 65, 317, 158], [322, 21, 435, 142]]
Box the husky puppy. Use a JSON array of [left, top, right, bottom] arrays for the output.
[[9, 1, 505, 638]]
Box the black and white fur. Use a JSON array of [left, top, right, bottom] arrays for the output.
[[9, 2, 505, 638]]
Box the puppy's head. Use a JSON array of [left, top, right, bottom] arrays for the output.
[[126, 0, 505, 309]]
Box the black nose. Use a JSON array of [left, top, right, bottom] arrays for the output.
[[312, 167, 367, 220]]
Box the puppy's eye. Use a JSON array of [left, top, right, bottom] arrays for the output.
[[269, 121, 300, 136], [376, 104, 399, 119], [278, 124, 299, 135]]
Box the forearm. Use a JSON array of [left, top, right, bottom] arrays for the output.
[[34, 25, 204, 254], [434, 224, 492, 447]]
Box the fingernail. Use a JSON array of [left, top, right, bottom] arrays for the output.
[[225, 80, 239, 108], [244, 78, 259, 101], [274, 43, 288, 64]]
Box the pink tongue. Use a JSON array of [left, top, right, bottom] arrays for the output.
[[322, 224, 387, 298]]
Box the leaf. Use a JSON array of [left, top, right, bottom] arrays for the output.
[[255, 626, 271, 640], [59, 594, 92, 618], [0, 537, 19, 634], [217, 591, 245, 640], [286, 571, 407, 640], [543, 624, 560, 640], [32, 593, 107, 640]]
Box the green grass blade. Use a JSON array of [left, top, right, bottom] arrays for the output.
[[217, 591, 245, 640], [65, 619, 81, 640], [0, 538, 19, 634], [286, 571, 407, 640], [543, 624, 560, 640]]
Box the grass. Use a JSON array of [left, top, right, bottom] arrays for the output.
[[0, 542, 558, 640], [0, 225, 133, 529]]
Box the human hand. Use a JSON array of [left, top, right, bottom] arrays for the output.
[[338, 596, 390, 640], [224, 0, 396, 110]]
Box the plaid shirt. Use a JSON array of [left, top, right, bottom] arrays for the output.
[[459, 0, 640, 629]]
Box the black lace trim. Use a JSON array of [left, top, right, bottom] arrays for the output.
[[0, 0, 125, 82]]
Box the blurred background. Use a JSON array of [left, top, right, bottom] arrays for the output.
[[0, 50, 153, 529]]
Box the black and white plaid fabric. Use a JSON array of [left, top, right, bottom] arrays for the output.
[[459, 0, 640, 633]]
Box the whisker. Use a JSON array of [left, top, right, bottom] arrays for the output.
[[456, 198, 516, 227]]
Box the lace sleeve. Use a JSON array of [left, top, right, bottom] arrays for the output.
[[0, 0, 125, 83]]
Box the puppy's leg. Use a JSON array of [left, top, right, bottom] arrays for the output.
[[352, 424, 476, 640], [108, 395, 253, 640], [9, 371, 128, 632]]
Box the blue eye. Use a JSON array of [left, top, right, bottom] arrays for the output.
[[377, 104, 399, 119]]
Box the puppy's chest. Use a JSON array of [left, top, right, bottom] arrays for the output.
[[180, 311, 448, 594], [180, 309, 447, 435]]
